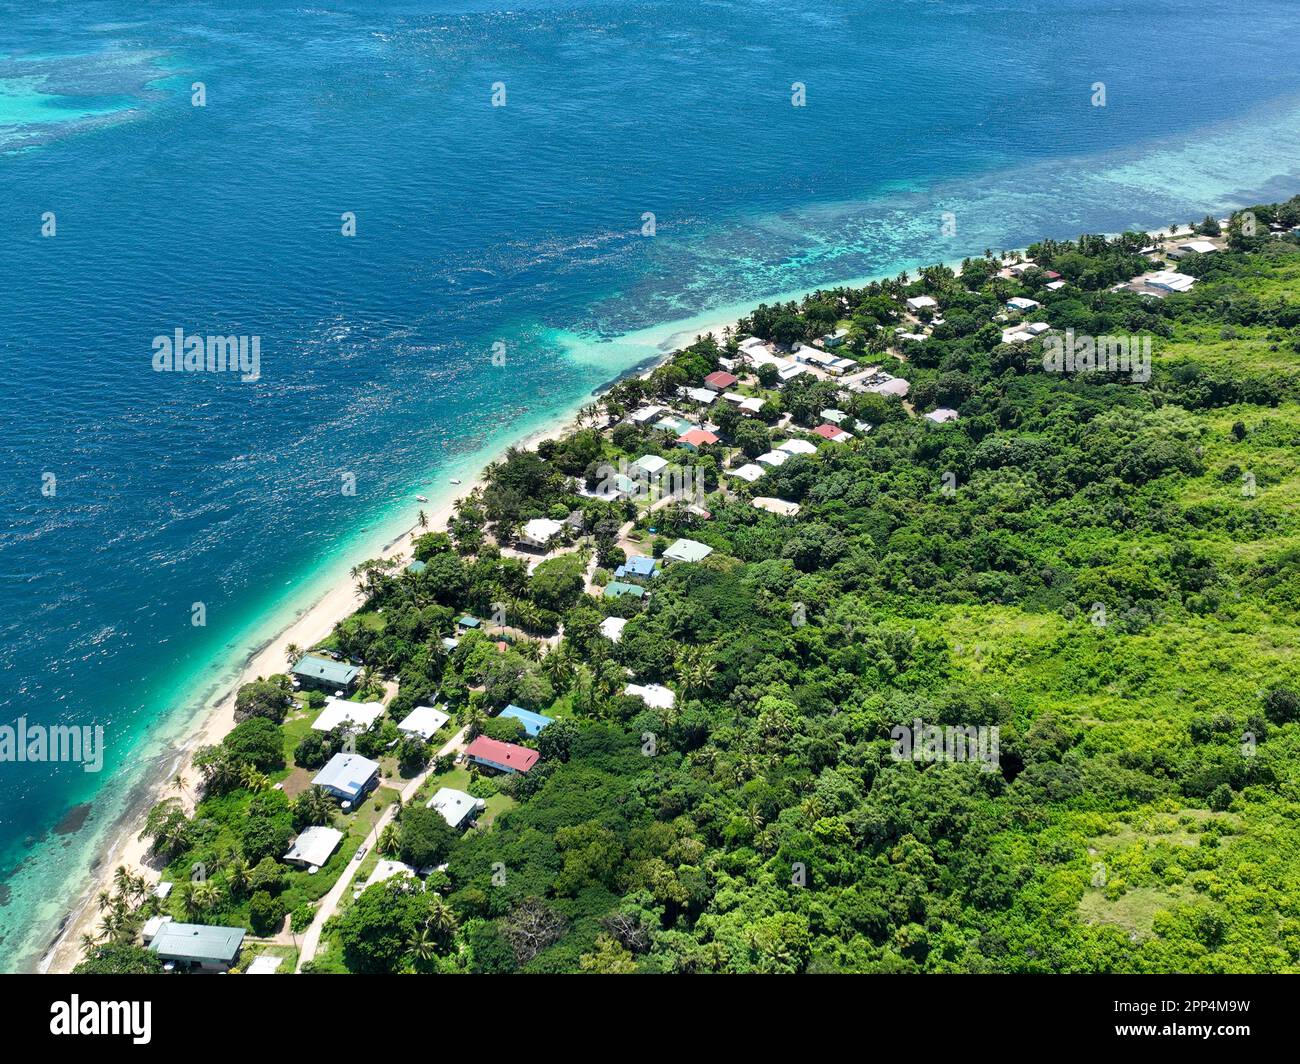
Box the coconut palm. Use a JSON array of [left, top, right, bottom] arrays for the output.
[[239, 764, 269, 792], [285, 642, 302, 668], [226, 857, 253, 898], [417, 509, 428, 530], [675, 645, 715, 697]]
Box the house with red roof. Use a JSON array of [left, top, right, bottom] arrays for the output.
[[465, 735, 539, 774], [676, 427, 720, 451], [812, 423, 853, 443], [703, 370, 739, 392]]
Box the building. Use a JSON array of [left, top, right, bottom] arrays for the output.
[[820, 408, 848, 425], [312, 696, 384, 734], [292, 654, 359, 694], [604, 581, 646, 599], [466, 735, 539, 774], [245, 955, 283, 974], [704, 370, 739, 391], [1176, 239, 1218, 255], [405, 559, 427, 575], [655, 415, 694, 435], [683, 386, 718, 405], [600, 616, 628, 642], [906, 295, 938, 312], [625, 683, 676, 710], [1144, 270, 1196, 294], [519, 517, 564, 550], [1006, 297, 1040, 312], [677, 428, 720, 450], [663, 538, 713, 563], [614, 555, 660, 581], [427, 787, 485, 830], [312, 752, 380, 806], [1024, 322, 1051, 336], [752, 497, 801, 517], [863, 376, 910, 397], [456, 615, 481, 634], [924, 408, 960, 424], [396, 704, 450, 741], [633, 454, 669, 478], [728, 462, 764, 483], [149, 922, 246, 973], [777, 439, 817, 456], [1045, 280, 1067, 291], [142, 914, 171, 946], [756, 449, 789, 468], [362, 860, 417, 891], [821, 328, 849, 348], [629, 404, 665, 424], [284, 825, 344, 869], [499, 704, 555, 737], [812, 423, 853, 443]]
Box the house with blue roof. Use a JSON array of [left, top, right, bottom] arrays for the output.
[[614, 555, 660, 582], [499, 704, 555, 738]]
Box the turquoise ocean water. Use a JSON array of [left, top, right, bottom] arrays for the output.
[[3, 0, 1300, 971]]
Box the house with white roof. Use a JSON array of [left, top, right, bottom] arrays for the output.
[[1144, 270, 1196, 294], [924, 408, 960, 424], [284, 826, 343, 870], [752, 497, 801, 517], [906, 295, 938, 312], [519, 517, 564, 549], [728, 463, 765, 483], [362, 860, 416, 890], [629, 405, 665, 425], [1006, 297, 1041, 312], [625, 683, 676, 710], [1176, 239, 1218, 255], [777, 439, 817, 456], [312, 697, 385, 734], [756, 449, 789, 468], [397, 704, 449, 741], [427, 787, 486, 830], [600, 616, 628, 642]]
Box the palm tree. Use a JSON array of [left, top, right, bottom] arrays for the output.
[[676, 646, 715, 698], [417, 509, 428, 530], [285, 642, 302, 668], [239, 764, 269, 792], [226, 857, 253, 898], [301, 786, 336, 828]]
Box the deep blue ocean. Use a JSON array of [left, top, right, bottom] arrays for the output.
[[3, 0, 1300, 970]]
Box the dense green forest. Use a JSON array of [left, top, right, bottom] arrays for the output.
[[86, 198, 1300, 974]]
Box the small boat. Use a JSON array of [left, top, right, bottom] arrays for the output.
[[415, 495, 428, 503], [450, 478, 461, 485]]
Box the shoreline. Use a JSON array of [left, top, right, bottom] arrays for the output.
[[35, 212, 1221, 974], [37, 324, 718, 975]]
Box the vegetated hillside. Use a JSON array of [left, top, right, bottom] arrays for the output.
[[100, 198, 1300, 975]]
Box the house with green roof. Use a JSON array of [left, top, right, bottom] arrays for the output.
[[604, 581, 646, 600], [291, 654, 360, 694], [149, 922, 246, 972]]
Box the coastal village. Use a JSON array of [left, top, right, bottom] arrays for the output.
[[71, 201, 1300, 975]]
